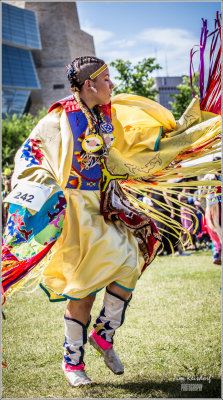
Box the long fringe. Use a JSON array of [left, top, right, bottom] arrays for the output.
[[121, 181, 220, 253], [2, 242, 55, 297]]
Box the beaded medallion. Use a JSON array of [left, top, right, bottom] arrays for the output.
[[82, 134, 104, 153], [81, 121, 115, 154], [72, 92, 115, 169]]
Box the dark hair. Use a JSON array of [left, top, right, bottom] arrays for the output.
[[67, 56, 105, 90]]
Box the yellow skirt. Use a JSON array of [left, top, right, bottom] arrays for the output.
[[40, 189, 144, 301]]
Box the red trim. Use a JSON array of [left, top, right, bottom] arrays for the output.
[[48, 97, 112, 118], [101, 103, 111, 119], [91, 329, 113, 350], [64, 363, 85, 371], [48, 98, 81, 114]]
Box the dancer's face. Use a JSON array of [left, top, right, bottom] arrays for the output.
[[91, 68, 114, 105]]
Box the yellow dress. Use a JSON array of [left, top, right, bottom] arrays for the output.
[[3, 94, 221, 300], [41, 189, 144, 300]]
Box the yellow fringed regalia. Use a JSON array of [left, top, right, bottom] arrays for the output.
[[2, 93, 221, 301]]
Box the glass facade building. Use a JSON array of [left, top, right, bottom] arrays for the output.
[[2, 2, 41, 50], [3, 44, 40, 89], [154, 77, 183, 110], [2, 89, 31, 117], [2, 2, 42, 117]]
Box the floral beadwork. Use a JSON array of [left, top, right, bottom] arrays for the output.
[[21, 138, 44, 167], [103, 133, 115, 148], [82, 134, 104, 153], [81, 121, 115, 154], [71, 91, 116, 169]]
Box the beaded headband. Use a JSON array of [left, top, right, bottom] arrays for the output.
[[90, 64, 108, 80]]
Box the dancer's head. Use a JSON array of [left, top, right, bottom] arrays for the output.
[[66, 56, 114, 106]]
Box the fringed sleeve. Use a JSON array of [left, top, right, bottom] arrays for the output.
[[2, 107, 74, 298]]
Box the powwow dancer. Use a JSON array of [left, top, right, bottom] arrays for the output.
[[2, 13, 221, 387], [202, 171, 222, 264]]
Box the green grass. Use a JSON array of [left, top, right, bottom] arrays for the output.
[[2, 251, 221, 398]]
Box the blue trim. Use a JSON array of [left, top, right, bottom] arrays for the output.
[[89, 287, 104, 296], [39, 282, 104, 302], [39, 283, 67, 302], [114, 282, 135, 292], [154, 126, 162, 151]]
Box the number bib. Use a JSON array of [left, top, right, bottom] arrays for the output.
[[4, 182, 53, 211]]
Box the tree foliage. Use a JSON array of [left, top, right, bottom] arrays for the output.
[[2, 108, 48, 173], [110, 58, 162, 100], [169, 74, 200, 120]]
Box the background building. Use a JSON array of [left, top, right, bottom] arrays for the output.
[[2, 2, 41, 117], [2, 1, 95, 116], [153, 76, 184, 110], [2, 2, 184, 116]]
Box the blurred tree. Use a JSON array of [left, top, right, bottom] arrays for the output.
[[169, 74, 200, 119], [110, 58, 161, 100], [2, 108, 47, 172]]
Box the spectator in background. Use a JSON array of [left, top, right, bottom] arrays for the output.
[[178, 181, 198, 251], [204, 163, 221, 264], [192, 191, 211, 250], [199, 156, 221, 264], [205, 189, 221, 264], [143, 189, 190, 256]]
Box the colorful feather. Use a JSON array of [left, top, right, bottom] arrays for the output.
[[190, 11, 221, 114]]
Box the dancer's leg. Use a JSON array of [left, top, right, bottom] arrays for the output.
[[65, 295, 96, 324], [107, 282, 132, 300], [62, 295, 96, 387], [89, 283, 132, 374]]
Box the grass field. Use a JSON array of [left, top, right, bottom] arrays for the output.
[[2, 250, 221, 399]]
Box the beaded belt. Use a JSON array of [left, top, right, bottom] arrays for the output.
[[65, 175, 100, 190]]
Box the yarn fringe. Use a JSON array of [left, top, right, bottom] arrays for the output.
[[1, 242, 55, 301]]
